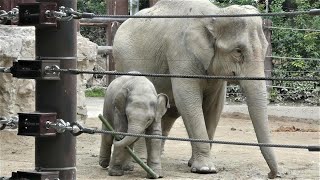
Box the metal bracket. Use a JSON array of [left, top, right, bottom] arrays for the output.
[[10, 60, 60, 80], [10, 171, 59, 180], [18, 2, 57, 28], [18, 112, 57, 137]]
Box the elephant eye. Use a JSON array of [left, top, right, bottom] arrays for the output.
[[232, 48, 244, 63], [235, 48, 242, 54], [233, 48, 244, 61]]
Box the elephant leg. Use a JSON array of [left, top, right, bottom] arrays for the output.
[[133, 138, 147, 162], [108, 145, 126, 176], [146, 122, 163, 178], [161, 106, 180, 153], [108, 109, 129, 176], [188, 81, 226, 167], [122, 144, 135, 171], [205, 81, 226, 146], [99, 124, 113, 168], [171, 78, 216, 173]]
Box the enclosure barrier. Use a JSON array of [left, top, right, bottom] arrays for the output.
[[1, 6, 320, 24], [45, 7, 320, 20], [1, 63, 319, 81], [0, 2, 319, 180], [1, 114, 319, 151]]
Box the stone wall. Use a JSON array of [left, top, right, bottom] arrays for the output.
[[0, 25, 98, 122]]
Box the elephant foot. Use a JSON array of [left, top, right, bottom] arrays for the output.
[[187, 156, 194, 167], [108, 165, 124, 176], [147, 168, 163, 179], [99, 157, 110, 168], [147, 162, 163, 179], [190, 156, 217, 174], [268, 171, 281, 179], [122, 163, 134, 171]]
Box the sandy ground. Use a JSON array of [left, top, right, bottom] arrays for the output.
[[0, 113, 319, 180]]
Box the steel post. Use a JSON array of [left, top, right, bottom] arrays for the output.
[[0, 0, 36, 11], [106, 0, 128, 85], [149, 0, 159, 6], [35, 0, 77, 179]]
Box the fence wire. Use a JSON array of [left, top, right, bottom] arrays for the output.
[[267, 56, 320, 61], [50, 69, 319, 82], [88, 9, 320, 19], [94, 57, 320, 62], [264, 26, 320, 32], [90, 129, 319, 151]]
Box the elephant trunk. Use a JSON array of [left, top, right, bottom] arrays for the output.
[[240, 80, 279, 176], [114, 125, 144, 148]]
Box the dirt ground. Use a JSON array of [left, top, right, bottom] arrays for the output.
[[0, 113, 319, 180]]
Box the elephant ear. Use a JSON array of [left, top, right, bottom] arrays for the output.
[[155, 93, 170, 123], [113, 87, 129, 115], [184, 19, 216, 70]]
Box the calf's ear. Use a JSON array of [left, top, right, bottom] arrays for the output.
[[113, 88, 129, 114], [155, 93, 170, 123]]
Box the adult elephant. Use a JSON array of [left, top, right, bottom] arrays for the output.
[[113, 0, 279, 178]]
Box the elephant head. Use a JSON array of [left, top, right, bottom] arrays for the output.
[[185, 5, 270, 123], [113, 88, 169, 148], [185, 5, 268, 77]]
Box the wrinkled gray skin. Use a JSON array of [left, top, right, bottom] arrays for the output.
[[112, 0, 280, 178], [99, 74, 169, 178]]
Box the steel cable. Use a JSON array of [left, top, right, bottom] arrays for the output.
[[91, 9, 320, 19], [50, 69, 319, 82], [264, 26, 320, 32], [90, 57, 320, 62], [267, 56, 320, 61], [91, 129, 319, 151]]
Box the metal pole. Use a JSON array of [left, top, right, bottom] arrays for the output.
[[265, 0, 269, 13], [35, 0, 77, 179], [149, 0, 158, 6], [106, 0, 128, 85]]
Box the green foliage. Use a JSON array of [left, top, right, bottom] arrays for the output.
[[85, 87, 105, 97], [77, 0, 151, 45], [269, 0, 320, 105], [78, 0, 106, 13], [78, 0, 107, 45], [214, 0, 255, 6]]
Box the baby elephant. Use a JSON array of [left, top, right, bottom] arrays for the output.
[[99, 73, 169, 178]]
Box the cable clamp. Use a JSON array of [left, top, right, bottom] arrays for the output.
[[45, 119, 96, 136], [0, 8, 19, 24], [45, 6, 71, 21], [45, 6, 95, 21], [69, 122, 97, 136], [0, 116, 19, 130]]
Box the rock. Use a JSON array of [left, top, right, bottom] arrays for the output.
[[0, 25, 98, 123], [77, 32, 98, 121]]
